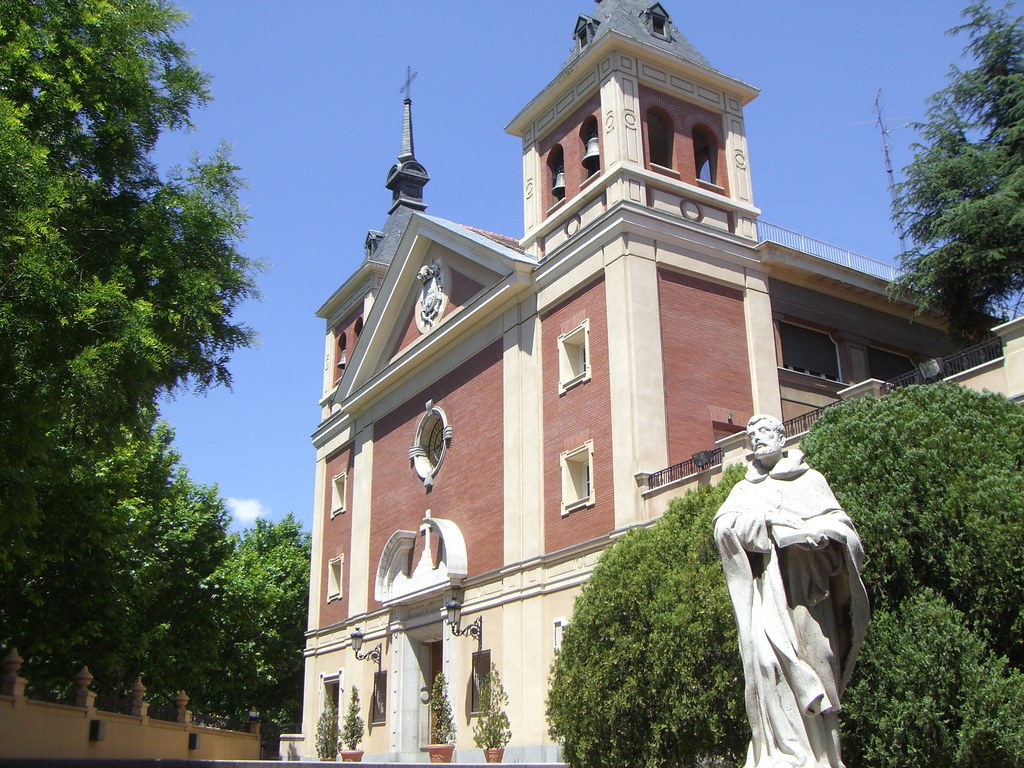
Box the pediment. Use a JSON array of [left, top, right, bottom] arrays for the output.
[[333, 213, 533, 408]]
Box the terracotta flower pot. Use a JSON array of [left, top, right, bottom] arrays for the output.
[[427, 744, 456, 763], [484, 747, 505, 763], [340, 749, 364, 762]]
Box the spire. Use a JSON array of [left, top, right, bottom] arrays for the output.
[[386, 70, 429, 214], [399, 97, 415, 162]]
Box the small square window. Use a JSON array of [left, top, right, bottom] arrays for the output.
[[331, 470, 347, 517], [561, 441, 594, 515], [553, 617, 568, 655], [558, 319, 590, 394], [327, 555, 343, 602]]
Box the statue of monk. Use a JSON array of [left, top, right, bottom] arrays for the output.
[[714, 414, 869, 768]]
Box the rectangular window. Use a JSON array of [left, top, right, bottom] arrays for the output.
[[327, 555, 343, 602], [553, 617, 568, 655], [370, 670, 387, 725], [778, 321, 841, 381], [867, 346, 914, 381], [331, 470, 347, 517], [561, 440, 595, 515], [470, 649, 491, 715], [558, 319, 591, 394]]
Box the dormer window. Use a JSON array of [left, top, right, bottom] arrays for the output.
[[365, 230, 384, 259], [641, 3, 672, 40], [574, 16, 598, 50]]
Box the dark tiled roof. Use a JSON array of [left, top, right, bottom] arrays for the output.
[[564, 0, 712, 71], [363, 205, 415, 267]]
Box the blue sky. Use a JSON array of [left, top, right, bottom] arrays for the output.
[[154, 0, 973, 530]]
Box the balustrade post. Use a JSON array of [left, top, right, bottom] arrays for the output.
[[175, 690, 192, 724], [1, 647, 27, 698], [130, 675, 148, 717], [73, 665, 96, 709]]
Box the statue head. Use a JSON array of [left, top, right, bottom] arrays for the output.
[[746, 414, 786, 461]]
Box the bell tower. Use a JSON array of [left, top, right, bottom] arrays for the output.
[[506, 0, 760, 258]]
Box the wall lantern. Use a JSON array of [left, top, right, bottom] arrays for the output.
[[445, 598, 483, 651], [350, 628, 382, 670]]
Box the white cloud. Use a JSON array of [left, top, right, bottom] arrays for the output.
[[226, 497, 269, 524]]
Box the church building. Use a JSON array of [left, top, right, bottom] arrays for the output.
[[295, 0, 956, 761]]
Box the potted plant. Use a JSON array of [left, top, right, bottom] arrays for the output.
[[340, 686, 365, 762], [315, 700, 340, 762], [472, 663, 511, 762], [426, 673, 456, 763]]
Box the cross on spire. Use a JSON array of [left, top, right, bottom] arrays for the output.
[[400, 66, 418, 100]]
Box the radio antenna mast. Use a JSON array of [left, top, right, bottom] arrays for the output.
[[875, 89, 909, 255]]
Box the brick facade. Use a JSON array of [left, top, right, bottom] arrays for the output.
[[658, 268, 752, 462], [368, 341, 504, 608], [320, 443, 354, 625], [541, 277, 615, 553]]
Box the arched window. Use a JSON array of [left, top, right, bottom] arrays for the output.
[[336, 332, 347, 369], [693, 125, 717, 184], [354, 316, 363, 337], [548, 145, 566, 203], [646, 108, 673, 169], [580, 117, 600, 178]]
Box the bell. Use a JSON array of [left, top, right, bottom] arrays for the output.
[[583, 135, 600, 162], [552, 170, 566, 191]]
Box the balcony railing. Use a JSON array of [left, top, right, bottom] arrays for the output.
[[645, 403, 843, 492], [757, 220, 901, 283], [884, 338, 1004, 390]]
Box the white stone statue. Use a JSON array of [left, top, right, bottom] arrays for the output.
[[714, 414, 869, 768]]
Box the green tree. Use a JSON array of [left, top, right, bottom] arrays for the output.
[[891, 2, 1024, 341], [342, 686, 365, 752], [546, 465, 746, 768], [473, 663, 511, 751], [430, 673, 456, 746], [0, 0, 258, 565], [1, 413, 233, 703], [209, 515, 311, 723]]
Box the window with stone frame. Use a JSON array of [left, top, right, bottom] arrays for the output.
[[561, 440, 594, 514], [558, 319, 590, 394], [327, 555, 343, 602], [331, 469, 347, 517]]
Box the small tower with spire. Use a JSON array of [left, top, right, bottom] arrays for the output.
[[385, 68, 430, 214]]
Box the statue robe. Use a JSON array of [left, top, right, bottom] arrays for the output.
[[714, 451, 869, 768]]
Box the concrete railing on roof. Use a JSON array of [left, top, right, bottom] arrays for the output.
[[757, 220, 902, 283]]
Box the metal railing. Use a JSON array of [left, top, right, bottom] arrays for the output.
[[884, 338, 1004, 390], [646, 447, 723, 490], [191, 712, 250, 732], [93, 694, 135, 716], [757, 220, 901, 283]]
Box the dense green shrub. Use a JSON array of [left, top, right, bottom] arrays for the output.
[[801, 384, 1024, 666], [547, 465, 746, 768], [843, 590, 1024, 768]]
